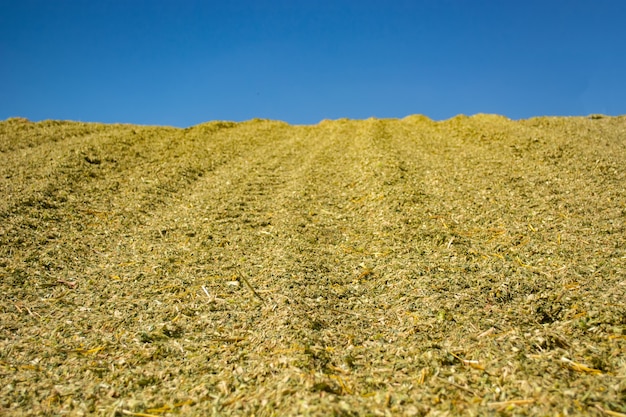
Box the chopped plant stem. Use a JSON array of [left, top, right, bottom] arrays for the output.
[[488, 399, 536, 408], [121, 411, 161, 417], [596, 404, 626, 417], [201, 285, 211, 300], [560, 357, 603, 374], [237, 269, 265, 303]]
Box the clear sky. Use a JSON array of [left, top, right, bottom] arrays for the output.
[[1, 0, 625, 127]]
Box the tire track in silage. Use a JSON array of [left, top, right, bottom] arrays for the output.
[[229, 119, 431, 380]]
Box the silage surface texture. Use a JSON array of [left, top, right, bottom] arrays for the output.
[[1, 114, 625, 416]]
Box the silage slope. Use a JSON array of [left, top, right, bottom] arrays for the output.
[[0, 115, 625, 416]]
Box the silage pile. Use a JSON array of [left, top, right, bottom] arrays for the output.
[[1, 114, 625, 416]]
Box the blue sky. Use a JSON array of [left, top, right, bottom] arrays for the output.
[[1, 0, 625, 127]]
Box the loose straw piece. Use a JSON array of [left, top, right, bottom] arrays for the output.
[[121, 410, 161, 417], [201, 286, 211, 300], [596, 404, 626, 417], [488, 399, 535, 408], [237, 269, 265, 303], [560, 357, 603, 374]]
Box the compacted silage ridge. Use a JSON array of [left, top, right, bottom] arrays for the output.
[[0, 115, 625, 416]]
